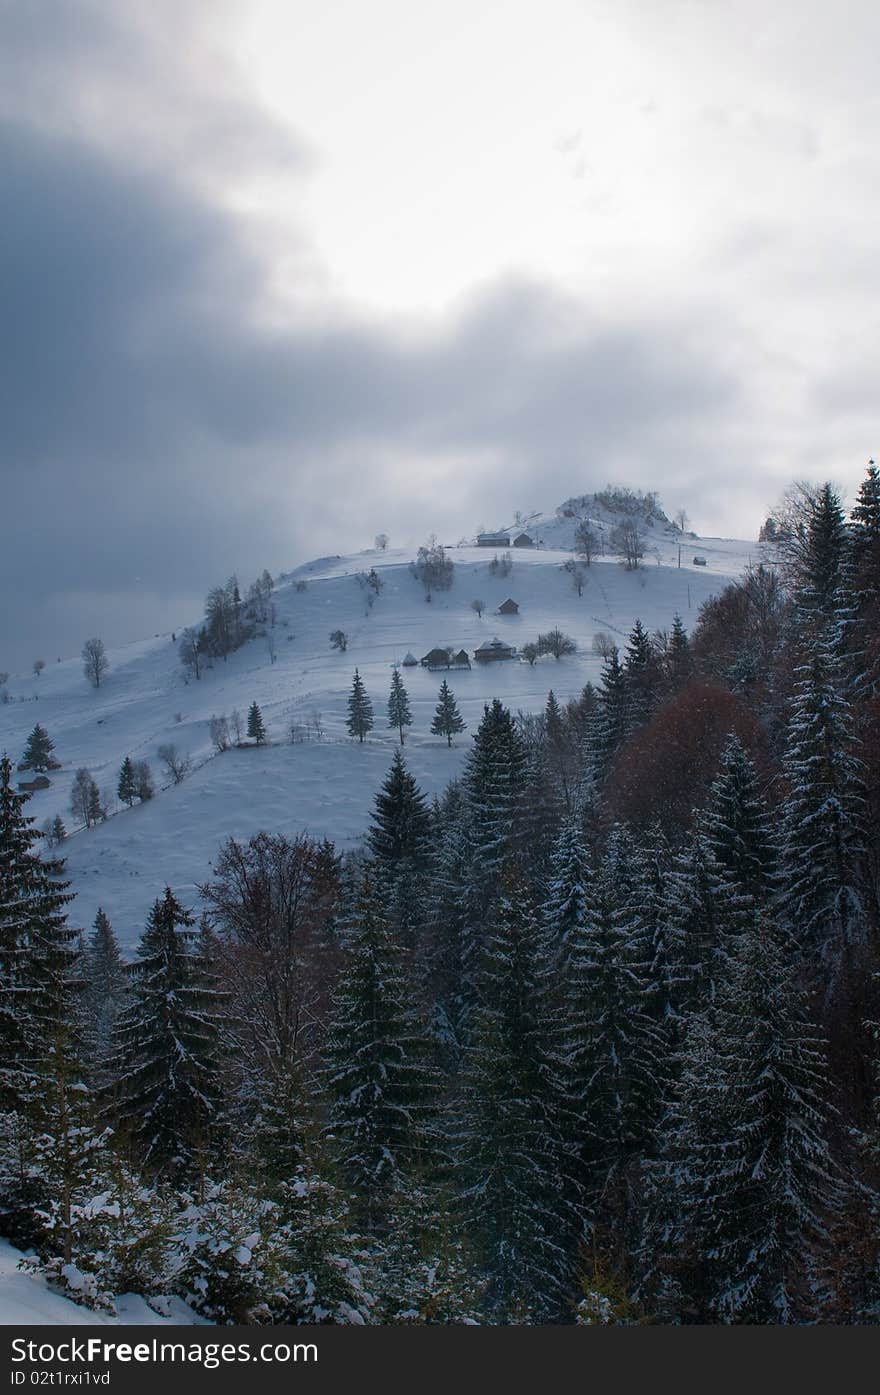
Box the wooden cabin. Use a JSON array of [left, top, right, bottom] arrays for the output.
[[473, 637, 517, 662]]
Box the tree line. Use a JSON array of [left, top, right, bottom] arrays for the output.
[[1, 466, 879, 1323]]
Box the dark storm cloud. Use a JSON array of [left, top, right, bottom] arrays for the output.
[[0, 0, 745, 671]]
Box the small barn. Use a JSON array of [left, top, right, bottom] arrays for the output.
[[421, 647, 453, 670], [474, 637, 517, 662], [693, 555, 707, 567], [401, 652, 419, 667], [477, 532, 510, 547], [497, 597, 519, 616], [512, 532, 533, 548], [421, 647, 471, 671]]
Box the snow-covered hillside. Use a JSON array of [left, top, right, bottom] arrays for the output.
[[0, 530, 764, 950]]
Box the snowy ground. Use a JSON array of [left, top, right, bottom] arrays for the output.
[[0, 529, 763, 950], [0, 1240, 201, 1325]]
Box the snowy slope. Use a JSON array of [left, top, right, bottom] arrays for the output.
[[0, 533, 765, 950], [0, 1240, 202, 1325]]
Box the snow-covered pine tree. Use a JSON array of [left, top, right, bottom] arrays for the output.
[[387, 668, 413, 745], [461, 699, 527, 886], [80, 908, 127, 1086], [367, 752, 433, 954], [117, 757, 137, 807], [346, 669, 374, 743], [792, 481, 849, 621], [431, 679, 465, 746], [656, 918, 841, 1323], [367, 751, 431, 868], [665, 613, 693, 691], [661, 829, 747, 1025], [541, 813, 593, 967], [49, 814, 66, 845], [588, 648, 629, 782], [21, 724, 55, 773], [539, 689, 580, 816], [778, 621, 869, 966], [0, 756, 76, 1118], [325, 870, 438, 1230], [564, 826, 666, 1216], [623, 619, 661, 733], [847, 461, 880, 701], [247, 701, 267, 745], [457, 872, 580, 1321], [112, 888, 227, 1182], [704, 734, 776, 906]]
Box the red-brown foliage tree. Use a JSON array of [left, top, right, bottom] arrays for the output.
[[603, 681, 773, 838]]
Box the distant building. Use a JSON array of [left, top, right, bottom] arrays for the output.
[[401, 652, 419, 666], [512, 532, 534, 548], [693, 555, 707, 566], [421, 647, 471, 670], [473, 637, 517, 662], [497, 598, 519, 616], [477, 532, 510, 547]]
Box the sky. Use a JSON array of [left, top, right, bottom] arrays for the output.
[[1, 0, 878, 672]]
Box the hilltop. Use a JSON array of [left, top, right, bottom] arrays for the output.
[[0, 518, 763, 948]]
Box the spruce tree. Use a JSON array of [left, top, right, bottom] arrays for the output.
[[564, 827, 666, 1207], [661, 830, 746, 1024], [21, 724, 55, 773], [367, 753, 433, 953], [589, 648, 629, 781], [113, 888, 227, 1181], [247, 701, 267, 745], [431, 680, 465, 747], [794, 482, 849, 619], [117, 757, 137, 807], [367, 751, 431, 869], [346, 669, 374, 743], [778, 623, 868, 964], [387, 668, 413, 745], [462, 699, 526, 883], [666, 614, 693, 691], [623, 619, 660, 732], [81, 908, 127, 1084], [0, 756, 76, 1117], [325, 871, 438, 1229], [704, 734, 776, 905], [458, 875, 579, 1320], [541, 814, 593, 967], [656, 919, 841, 1323]]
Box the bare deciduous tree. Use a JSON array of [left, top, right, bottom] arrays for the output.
[[157, 743, 192, 785], [537, 628, 577, 660], [33, 659, 45, 677], [592, 631, 617, 660], [471, 598, 486, 618], [179, 627, 203, 681], [375, 533, 389, 551], [609, 519, 645, 570], [209, 714, 231, 752], [82, 637, 109, 688], [573, 520, 599, 565]]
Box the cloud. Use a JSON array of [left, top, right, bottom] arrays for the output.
[[1, 0, 877, 671]]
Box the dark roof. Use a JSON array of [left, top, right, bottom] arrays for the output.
[[497, 598, 519, 614]]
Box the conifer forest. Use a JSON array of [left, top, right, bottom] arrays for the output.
[[3, 470, 880, 1325]]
